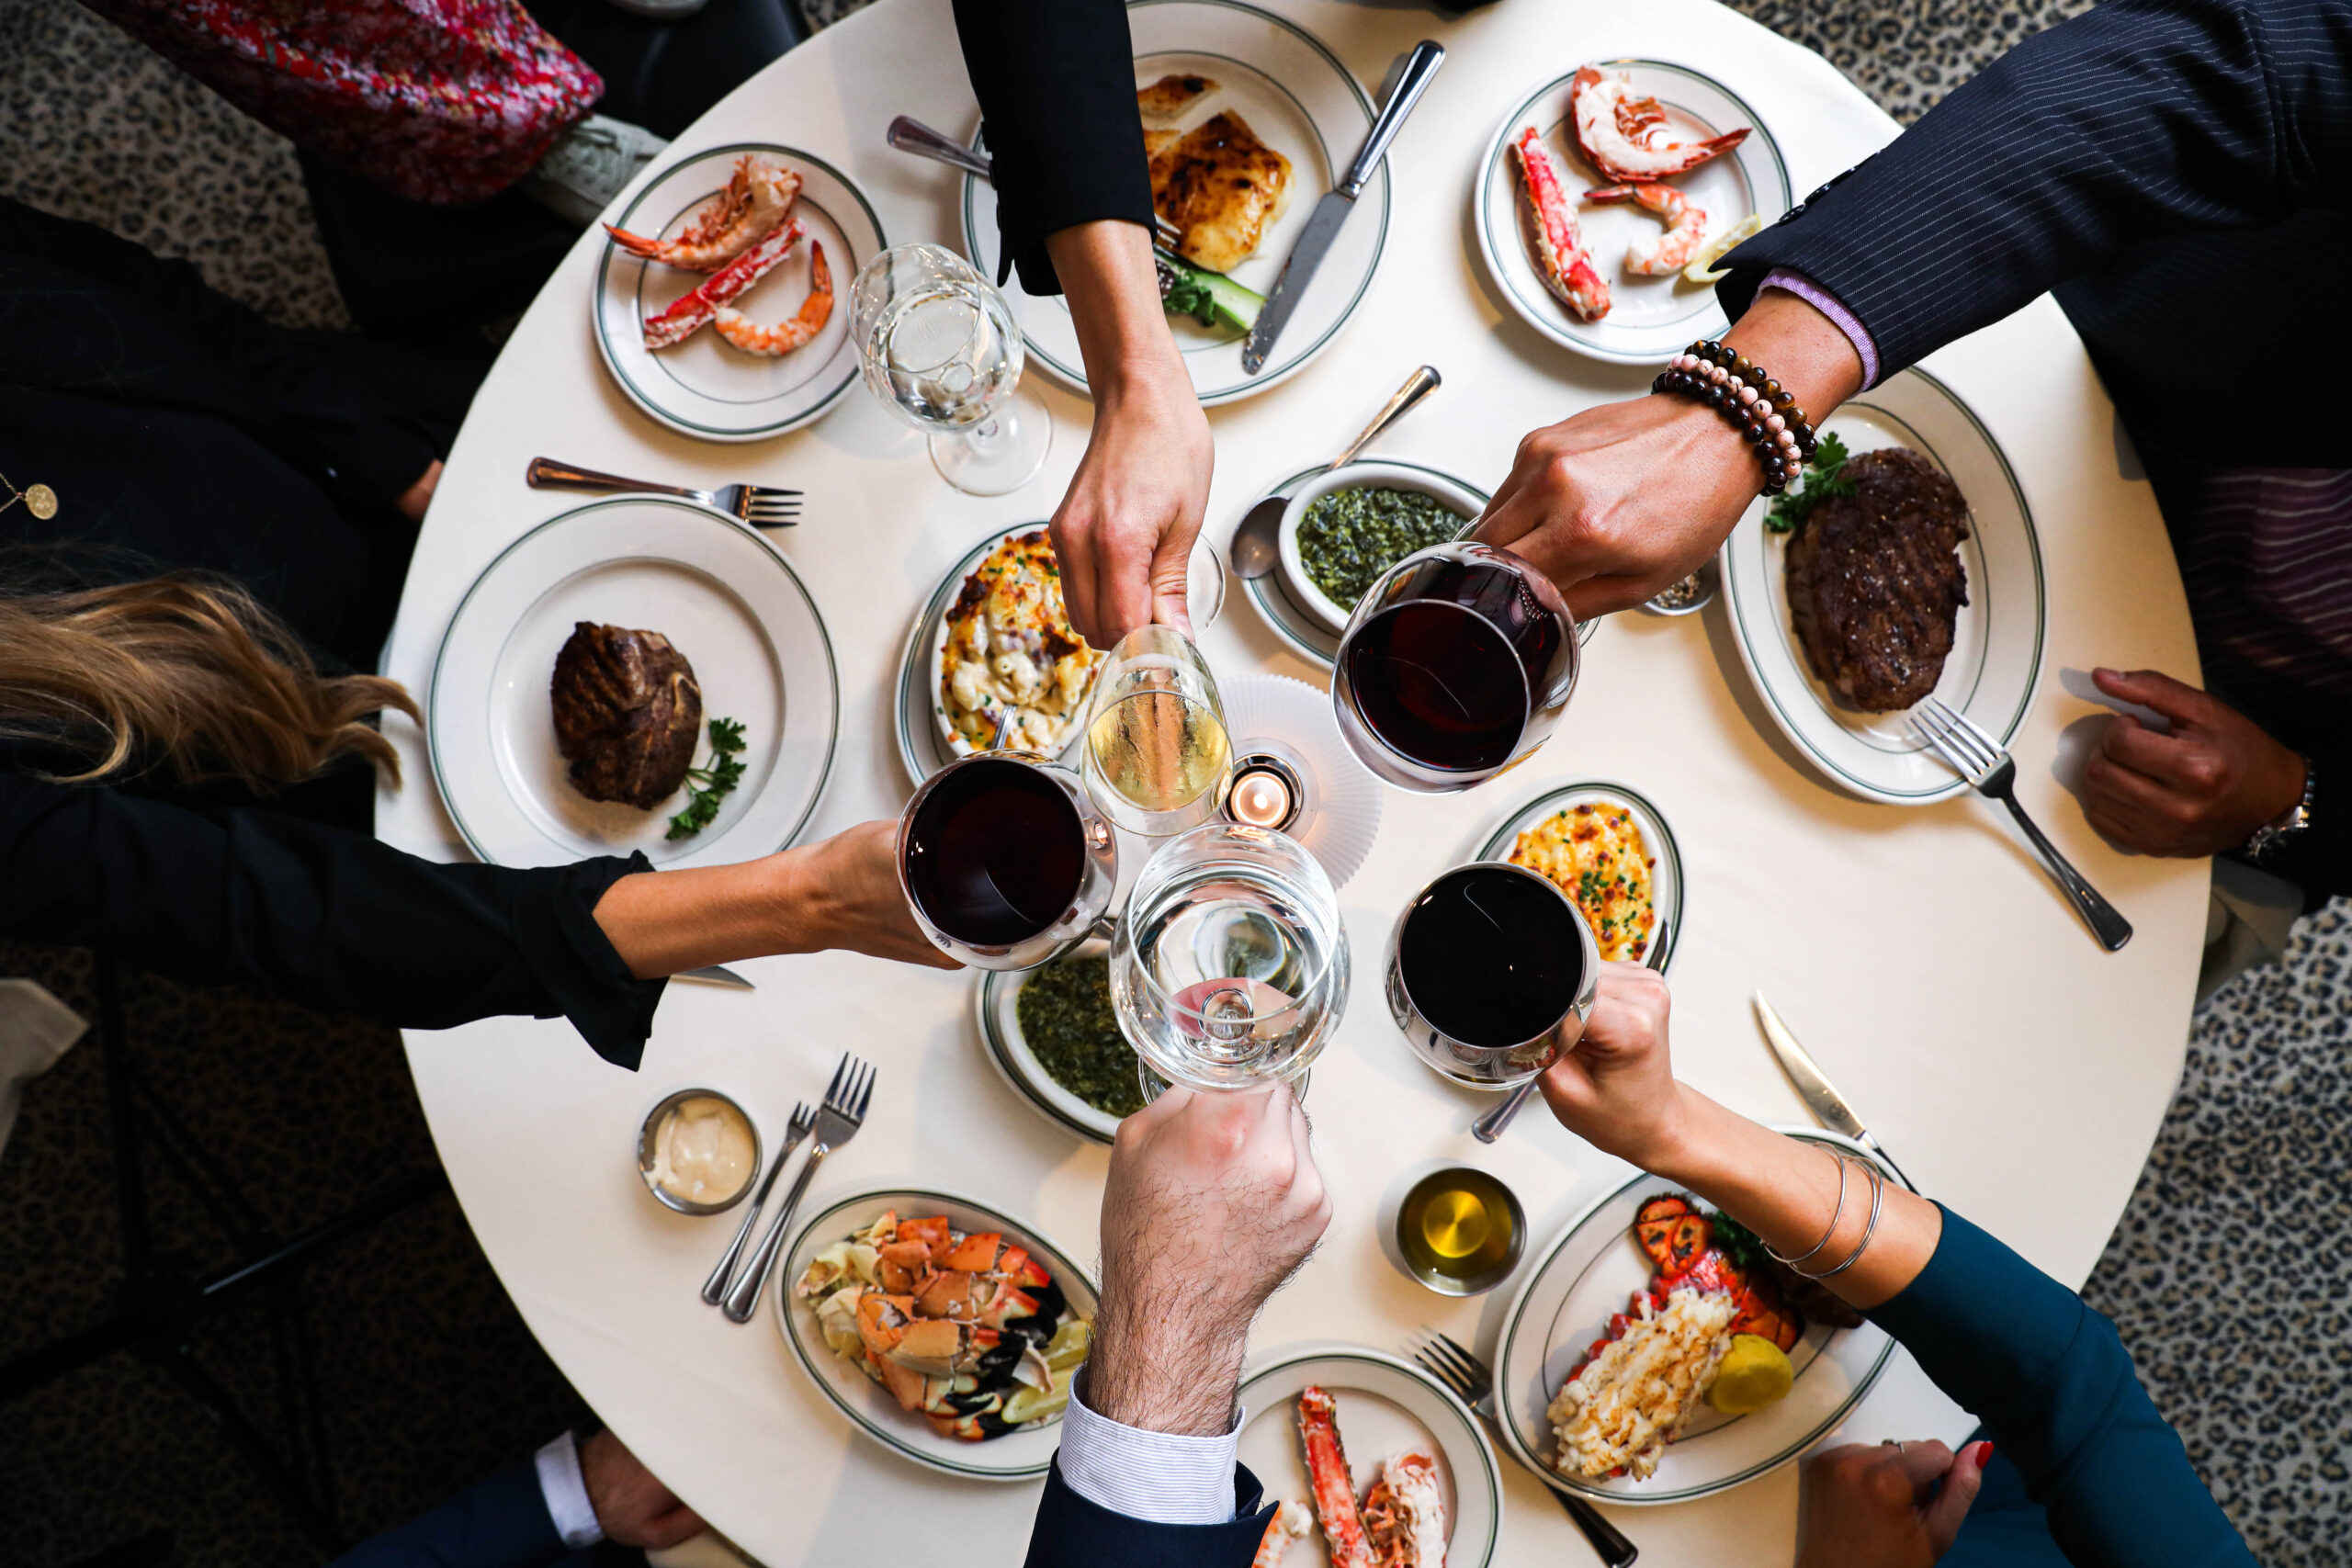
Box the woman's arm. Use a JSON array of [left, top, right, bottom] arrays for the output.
[[2, 773, 948, 1068], [1543, 965, 2256, 1568]]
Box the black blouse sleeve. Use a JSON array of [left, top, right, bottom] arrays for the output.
[[948, 0, 1157, 295], [0, 772, 664, 1068], [0, 196, 440, 508]]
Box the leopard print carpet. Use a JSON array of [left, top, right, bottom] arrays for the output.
[[5, 0, 2345, 1562]]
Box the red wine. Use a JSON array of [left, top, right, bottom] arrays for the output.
[[1341, 556, 1570, 773], [1397, 866, 1585, 1046], [904, 759, 1084, 944]]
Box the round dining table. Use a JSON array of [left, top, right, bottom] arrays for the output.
[[376, 0, 2210, 1558]]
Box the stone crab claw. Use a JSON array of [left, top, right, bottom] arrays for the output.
[[876, 1238, 937, 1295]]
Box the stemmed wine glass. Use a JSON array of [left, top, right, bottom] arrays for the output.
[[896, 749, 1117, 971], [1330, 539, 1579, 792], [1110, 822, 1348, 1092], [849, 243, 1050, 496], [1080, 625, 1234, 836]]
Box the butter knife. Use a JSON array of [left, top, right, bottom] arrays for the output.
[[1241, 40, 1445, 373], [676, 964, 755, 990], [1752, 991, 1910, 1189]]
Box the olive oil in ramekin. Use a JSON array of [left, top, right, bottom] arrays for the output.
[[1396, 1167, 1525, 1295]]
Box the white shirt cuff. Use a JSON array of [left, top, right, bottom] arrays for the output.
[[1055, 1374, 1244, 1526], [534, 1431, 605, 1550]]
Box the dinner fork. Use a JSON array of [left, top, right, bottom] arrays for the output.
[[1412, 1331, 1638, 1566], [1913, 695, 2132, 952], [720, 1055, 876, 1324], [886, 115, 1185, 248], [526, 457, 802, 527], [700, 1100, 815, 1306]]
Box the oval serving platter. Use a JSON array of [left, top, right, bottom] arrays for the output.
[[1719, 367, 2046, 806], [775, 1186, 1100, 1482]]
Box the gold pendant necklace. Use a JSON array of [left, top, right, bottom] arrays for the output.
[[0, 471, 57, 520]]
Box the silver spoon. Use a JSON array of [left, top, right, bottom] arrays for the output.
[[1472, 1077, 1538, 1143], [1230, 365, 1442, 581]]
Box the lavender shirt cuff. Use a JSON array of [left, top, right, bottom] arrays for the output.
[[534, 1431, 603, 1550], [1760, 267, 1880, 390]]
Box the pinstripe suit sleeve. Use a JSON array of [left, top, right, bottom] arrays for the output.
[[1717, 0, 2352, 377]]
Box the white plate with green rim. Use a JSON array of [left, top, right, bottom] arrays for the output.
[[429, 497, 837, 870], [963, 0, 1387, 405], [1719, 367, 2045, 806], [1474, 61, 1790, 366], [1493, 1131, 1905, 1504], [1237, 460, 1490, 672], [975, 939, 1134, 1145], [1475, 780, 1684, 974], [775, 1187, 1099, 1481], [594, 142, 882, 442], [894, 525, 1225, 788], [1235, 1347, 1502, 1567]]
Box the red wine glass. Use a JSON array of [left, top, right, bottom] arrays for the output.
[[1330, 540, 1578, 792], [896, 750, 1118, 970]]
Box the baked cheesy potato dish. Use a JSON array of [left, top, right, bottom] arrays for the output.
[[1508, 801, 1657, 963], [938, 530, 1101, 756]]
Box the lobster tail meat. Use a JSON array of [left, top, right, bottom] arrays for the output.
[[1569, 66, 1750, 185]]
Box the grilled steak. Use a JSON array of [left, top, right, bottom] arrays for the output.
[[1784, 447, 1970, 712], [550, 622, 703, 808]]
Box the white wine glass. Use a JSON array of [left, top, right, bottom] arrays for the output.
[[1080, 624, 1233, 837], [849, 242, 1050, 495]]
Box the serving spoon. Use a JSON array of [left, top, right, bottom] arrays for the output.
[[1229, 365, 1442, 581]]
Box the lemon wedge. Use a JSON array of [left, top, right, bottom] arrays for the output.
[[1684, 212, 1764, 285], [1707, 1333, 1794, 1414]]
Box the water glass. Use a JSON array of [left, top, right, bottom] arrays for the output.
[[849, 242, 1050, 495], [1111, 822, 1348, 1092]]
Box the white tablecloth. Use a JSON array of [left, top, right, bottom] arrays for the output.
[[377, 0, 2208, 1557]]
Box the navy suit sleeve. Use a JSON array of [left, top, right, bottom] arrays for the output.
[[947, 0, 1157, 295], [1023, 1459, 1277, 1568], [0, 773, 663, 1067], [328, 1459, 569, 1568], [1717, 0, 2352, 378], [1865, 1209, 2255, 1568]]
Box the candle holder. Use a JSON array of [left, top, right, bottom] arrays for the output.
[[1218, 673, 1383, 889]]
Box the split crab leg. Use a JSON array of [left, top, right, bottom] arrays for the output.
[[1298, 1384, 1375, 1568], [640, 220, 803, 350], [1510, 128, 1611, 321]]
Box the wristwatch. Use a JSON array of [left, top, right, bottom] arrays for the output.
[[2245, 754, 2319, 863]]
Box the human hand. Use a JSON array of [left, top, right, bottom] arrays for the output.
[[1475, 289, 1863, 619], [1536, 962, 1688, 1170], [1088, 1083, 1330, 1435], [778, 819, 958, 970], [2082, 670, 2307, 857], [1796, 1439, 1989, 1568], [1042, 219, 1213, 647], [579, 1427, 706, 1551], [395, 458, 442, 524]]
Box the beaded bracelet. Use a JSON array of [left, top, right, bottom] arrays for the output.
[[1651, 338, 1819, 496]]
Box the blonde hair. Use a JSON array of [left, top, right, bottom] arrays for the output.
[[0, 568, 419, 793]]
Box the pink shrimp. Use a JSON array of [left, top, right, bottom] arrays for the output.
[[1569, 67, 1749, 185], [714, 242, 834, 356], [1510, 128, 1611, 321], [640, 220, 802, 350], [605, 154, 800, 271], [1586, 183, 1713, 275], [1250, 1500, 1314, 1568]]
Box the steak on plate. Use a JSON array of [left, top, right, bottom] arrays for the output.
[[1784, 446, 1971, 712], [550, 622, 704, 808]]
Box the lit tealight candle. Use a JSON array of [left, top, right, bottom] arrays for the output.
[[1228, 767, 1294, 829]]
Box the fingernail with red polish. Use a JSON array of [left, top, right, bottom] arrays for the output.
[[1974, 1442, 1995, 1470]]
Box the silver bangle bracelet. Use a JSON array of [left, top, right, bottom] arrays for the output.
[[1765, 1143, 1849, 1269], [1802, 1156, 1885, 1280]]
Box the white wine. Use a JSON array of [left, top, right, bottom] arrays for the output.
[[1086, 690, 1231, 818]]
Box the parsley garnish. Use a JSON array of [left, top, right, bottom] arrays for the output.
[[665, 716, 747, 840], [1764, 432, 1854, 535], [1707, 1208, 1772, 1271]]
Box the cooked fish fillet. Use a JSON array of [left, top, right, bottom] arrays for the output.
[[1137, 73, 1218, 120], [1148, 110, 1293, 274], [1145, 127, 1181, 160]]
